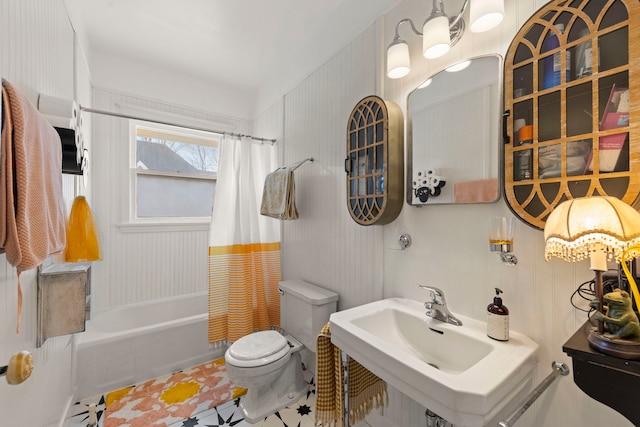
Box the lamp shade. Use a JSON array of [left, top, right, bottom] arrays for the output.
[[423, 14, 450, 59], [387, 39, 411, 79], [470, 0, 504, 33], [544, 196, 640, 264]]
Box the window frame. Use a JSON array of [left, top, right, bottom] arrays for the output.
[[126, 119, 220, 229]]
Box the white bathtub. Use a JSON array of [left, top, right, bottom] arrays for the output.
[[74, 292, 225, 399]]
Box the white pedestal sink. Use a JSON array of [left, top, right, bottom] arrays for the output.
[[329, 298, 539, 427]]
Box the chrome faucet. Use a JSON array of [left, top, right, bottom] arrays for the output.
[[417, 285, 463, 326]]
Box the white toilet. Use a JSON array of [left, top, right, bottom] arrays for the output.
[[224, 279, 338, 423]]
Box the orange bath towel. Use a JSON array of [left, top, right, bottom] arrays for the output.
[[65, 196, 101, 262]]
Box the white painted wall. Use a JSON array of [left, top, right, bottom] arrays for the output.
[[1, 0, 635, 426], [278, 25, 385, 310], [89, 88, 251, 312], [261, 0, 636, 426], [0, 0, 89, 425]]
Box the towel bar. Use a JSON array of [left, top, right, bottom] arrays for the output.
[[498, 361, 569, 427], [288, 157, 314, 171]]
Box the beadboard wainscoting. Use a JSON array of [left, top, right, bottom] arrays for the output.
[[1, 1, 637, 426], [381, 1, 633, 425], [258, 1, 636, 426], [89, 89, 251, 312], [277, 25, 385, 311], [0, 0, 90, 425]]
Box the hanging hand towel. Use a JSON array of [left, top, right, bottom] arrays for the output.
[[0, 79, 66, 269], [1, 79, 66, 333], [316, 322, 344, 427], [315, 322, 387, 427], [65, 195, 101, 262], [260, 168, 299, 220]]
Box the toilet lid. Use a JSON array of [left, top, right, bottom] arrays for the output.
[[228, 330, 289, 363]]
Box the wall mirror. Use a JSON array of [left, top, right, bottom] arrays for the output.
[[407, 54, 503, 206]]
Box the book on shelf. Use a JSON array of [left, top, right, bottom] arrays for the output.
[[585, 84, 629, 173]]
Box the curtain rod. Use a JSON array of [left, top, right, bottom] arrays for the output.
[[79, 105, 277, 144]]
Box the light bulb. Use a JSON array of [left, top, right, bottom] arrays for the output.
[[423, 14, 451, 59], [386, 40, 411, 79], [418, 78, 433, 89], [445, 60, 471, 72], [470, 0, 504, 33]]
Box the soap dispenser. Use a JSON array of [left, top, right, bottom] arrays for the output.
[[487, 287, 509, 341]]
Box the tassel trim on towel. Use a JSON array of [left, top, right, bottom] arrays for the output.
[[348, 369, 388, 426], [315, 323, 343, 427], [315, 322, 387, 427]]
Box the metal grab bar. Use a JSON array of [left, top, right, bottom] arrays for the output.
[[498, 361, 570, 427]]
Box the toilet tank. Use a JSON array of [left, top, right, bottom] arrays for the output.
[[279, 280, 338, 353]]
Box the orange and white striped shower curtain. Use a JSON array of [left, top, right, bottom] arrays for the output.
[[208, 136, 281, 345]]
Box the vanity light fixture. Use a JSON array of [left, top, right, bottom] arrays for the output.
[[386, 0, 504, 79], [544, 196, 640, 359]]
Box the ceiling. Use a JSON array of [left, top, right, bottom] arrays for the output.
[[65, 0, 399, 116]]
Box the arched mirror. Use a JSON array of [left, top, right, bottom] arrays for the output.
[[407, 55, 503, 206]]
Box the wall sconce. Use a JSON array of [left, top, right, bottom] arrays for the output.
[[386, 0, 504, 79], [489, 217, 517, 266], [544, 196, 640, 359]]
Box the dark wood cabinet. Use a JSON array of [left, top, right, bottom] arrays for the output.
[[563, 321, 640, 426]]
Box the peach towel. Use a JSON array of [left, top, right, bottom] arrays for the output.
[[0, 79, 66, 269], [1, 79, 66, 332], [453, 178, 499, 203]]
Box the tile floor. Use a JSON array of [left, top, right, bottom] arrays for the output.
[[68, 371, 316, 427]]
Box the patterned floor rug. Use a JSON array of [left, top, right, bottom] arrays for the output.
[[104, 358, 246, 427]]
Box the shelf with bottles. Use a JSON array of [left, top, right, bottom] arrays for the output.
[[510, 1, 629, 100], [503, 0, 640, 230]]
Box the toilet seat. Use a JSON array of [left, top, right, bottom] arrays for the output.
[[226, 330, 290, 368]]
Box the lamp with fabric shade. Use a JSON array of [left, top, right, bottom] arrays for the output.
[[544, 196, 640, 359]]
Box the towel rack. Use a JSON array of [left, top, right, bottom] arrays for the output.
[[498, 361, 570, 427], [286, 157, 314, 171]]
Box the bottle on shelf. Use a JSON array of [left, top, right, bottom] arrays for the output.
[[542, 23, 571, 89], [575, 28, 592, 78], [516, 124, 534, 180]]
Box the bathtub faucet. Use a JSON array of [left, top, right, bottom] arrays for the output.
[[417, 285, 463, 326]]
